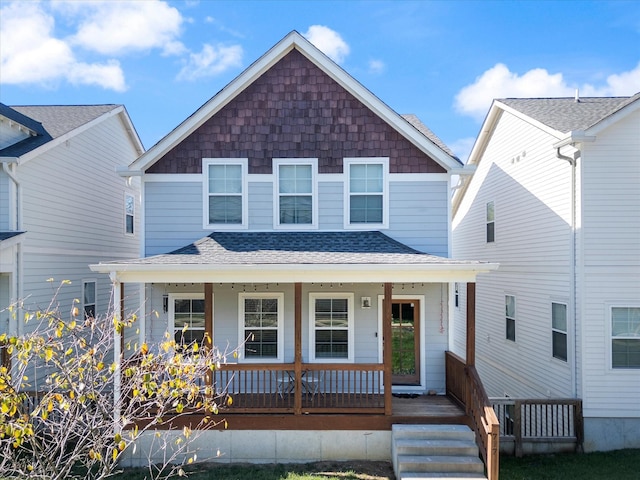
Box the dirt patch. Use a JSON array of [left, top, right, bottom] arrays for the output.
[[302, 460, 395, 479]]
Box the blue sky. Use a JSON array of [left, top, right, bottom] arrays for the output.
[[1, 0, 639, 161]]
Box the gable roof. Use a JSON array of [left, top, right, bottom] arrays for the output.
[[91, 231, 497, 284], [127, 30, 462, 174], [0, 104, 144, 161]]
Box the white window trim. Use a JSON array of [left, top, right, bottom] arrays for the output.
[[551, 301, 568, 362], [273, 158, 318, 230], [202, 158, 248, 230], [82, 279, 97, 319], [238, 292, 284, 363], [608, 304, 640, 371], [168, 293, 210, 346], [124, 192, 135, 236], [505, 294, 516, 342], [309, 292, 355, 363], [343, 157, 389, 229], [486, 201, 495, 243]]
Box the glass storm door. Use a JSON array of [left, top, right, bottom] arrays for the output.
[[391, 300, 420, 385]]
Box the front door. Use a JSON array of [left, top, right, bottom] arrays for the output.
[[391, 300, 420, 385]]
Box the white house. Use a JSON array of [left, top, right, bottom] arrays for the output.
[[0, 103, 144, 356], [91, 31, 499, 477], [452, 93, 640, 451]]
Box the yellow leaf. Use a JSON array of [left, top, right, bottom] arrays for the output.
[[112, 448, 118, 461], [141, 343, 149, 355], [227, 395, 233, 406]]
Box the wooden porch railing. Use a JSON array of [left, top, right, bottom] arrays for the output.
[[445, 351, 499, 480], [215, 363, 385, 414], [491, 398, 583, 457]]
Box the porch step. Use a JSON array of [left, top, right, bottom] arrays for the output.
[[392, 425, 487, 480]]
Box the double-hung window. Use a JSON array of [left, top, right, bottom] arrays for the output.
[[345, 158, 388, 228], [486, 201, 495, 243], [611, 306, 640, 369], [83, 280, 96, 319], [204, 159, 247, 228], [309, 293, 354, 362], [169, 294, 206, 347], [239, 293, 283, 362], [505, 295, 516, 342], [552, 302, 568, 361], [275, 159, 316, 227], [125, 194, 135, 235]]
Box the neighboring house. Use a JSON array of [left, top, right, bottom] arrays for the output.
[[91, 31, 498, 470], [0, 103, 144, 362], [452, 93, 640, 451]]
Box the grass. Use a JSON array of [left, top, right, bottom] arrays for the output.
[[111, 449, 640, 480]]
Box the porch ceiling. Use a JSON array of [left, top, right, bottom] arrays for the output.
[[90, 231, 498, 283]]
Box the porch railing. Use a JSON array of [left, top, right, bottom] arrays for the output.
[[445, 351, 499, 480], [491, 398, 583, 456], [215, 363, 385, 414]]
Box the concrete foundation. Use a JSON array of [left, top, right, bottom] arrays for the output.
[[583, 417, 640, 452]]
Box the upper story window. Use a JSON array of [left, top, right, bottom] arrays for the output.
[[239, 293, 284, 362], [552, 302, 568, 362], [345, 158, 388, 228], [125, 194, 135, 235], [505, 294, 516, 342], [204, 159, 247, 229], [611, 306, 640, 369], [83, 280, 96, 319], [309, 293, 354, 362], [486, 201, 495, 243], [275, 159, 316, 228]]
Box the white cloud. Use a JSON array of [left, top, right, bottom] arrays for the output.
[[0, 2, 126, 91], [59, 0, 186, 56], [177, 43, 243, 81], [303, 25, 350, 64], [455, 62, 640, 121], [368, 59, 386, 75]]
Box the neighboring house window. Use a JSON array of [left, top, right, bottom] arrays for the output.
[[83, 280, 96, 319], [486, 201, 495, 243], [309, 293, 354, 362], [505, 295, 516, 342], [345, 158, 388, 228], [239, 293, 283, 361], [169, 294, 206, 347], [552, 302, 568, 362], [454, 283, 460, 308], [611, 307, 640, 369], [204, 159, 247, 228], [275, 159, 316, 227], [125, 193, 135, 235]]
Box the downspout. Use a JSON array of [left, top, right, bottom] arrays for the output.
[[1, 161, 22, 337], [555, 146, 579, 398]]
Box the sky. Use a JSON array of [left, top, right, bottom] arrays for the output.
[[1, 0, 639, 162]]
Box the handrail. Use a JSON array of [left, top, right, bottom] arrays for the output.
[[445, 351, 499, 480]]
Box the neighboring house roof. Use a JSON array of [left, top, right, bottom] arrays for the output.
[[91, 231, 497, 283], [0, 231, 25, 251], [0, 231, 25, 241], [0, 104, 144, 161], [127, 30, 463, 174]]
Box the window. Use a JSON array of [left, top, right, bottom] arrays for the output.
[[486, 201, 495, 243], [505, 295, 516, 341], [346, 158, 388, 227], [275, 160, 316, 227], [204, 159, 247, 227], [454, 283, 460, 308], [552, 302, 568, 361], [309, 293, 354, 362], [239, 293, 283, 361], [83, 281, 96, 318], [125, 194, 134, 234], [611, 307, 640, 369], [169, 295, 206, 347]]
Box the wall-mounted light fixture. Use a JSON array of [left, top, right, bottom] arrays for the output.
[[361, 296, 371, 309]]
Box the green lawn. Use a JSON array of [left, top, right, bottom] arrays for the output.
[[111, 449, 640, 480]]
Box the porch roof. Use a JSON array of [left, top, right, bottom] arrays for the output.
[[91, 231, 498, 283]]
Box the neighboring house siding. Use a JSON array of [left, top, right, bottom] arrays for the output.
[[579, 108, 640, 418], [0, 169, 9, 230], [146, 50, 445, 176], [0, 274, 9, 334], [452, 111, 574, 398]]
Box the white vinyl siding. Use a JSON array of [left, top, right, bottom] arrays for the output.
[[0, 170, 9, 230]]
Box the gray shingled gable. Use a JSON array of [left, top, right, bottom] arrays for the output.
[[401, 114, 460, 162], [499, 93, 639, 133], [118, 231, 477, 266]]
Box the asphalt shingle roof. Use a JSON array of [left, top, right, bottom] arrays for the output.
[[499, 93, 640, 133], [401, 114, 460, 162], [0, 231, 25, 242], [118, 231, 476, 266], [0, 104, 119, 157]]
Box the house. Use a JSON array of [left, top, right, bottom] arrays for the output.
[[451, 93, 640, 452], [91, 31, 499, 475], [0, 103, 144, 357]]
